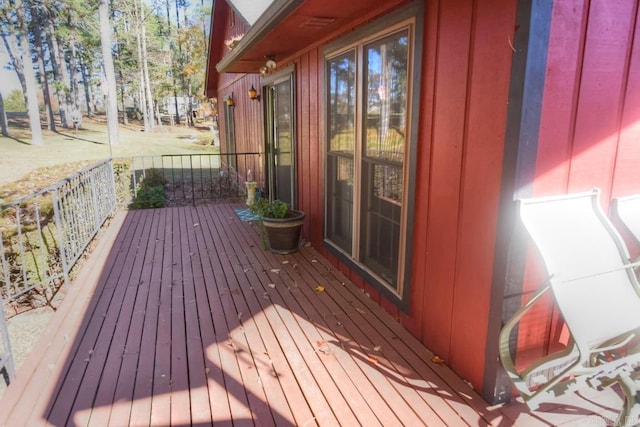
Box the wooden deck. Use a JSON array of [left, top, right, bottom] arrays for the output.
[[0, 204, 625, 426]]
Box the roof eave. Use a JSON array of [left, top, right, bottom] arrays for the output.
[[215, 0, 303, 74]]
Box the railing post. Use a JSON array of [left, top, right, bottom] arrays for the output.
[[190, 155, 195, 206], [52, 189, 71, 290], [0, 241, 15, 383], [108, 160, 117, 215], [90, 171, 101, 229], [0, 300, 14, 383]]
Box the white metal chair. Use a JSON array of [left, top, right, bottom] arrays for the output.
[[614, 194, 640, 248], [499, 189, 640, 425]]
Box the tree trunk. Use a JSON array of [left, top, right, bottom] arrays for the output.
[[140, 0, 155, 130], [46, 21, 72, 128], [136, 29, 150, 131], [79, 55, 93, 118], [44, 29, 67, 127], [0, 31, 27, 103], [69, 35, 81, 114], [166, 0, 180, 125], [98, 0, 120, 149], [30, 2, 56, 131], [15, 2, 43, 145], [113, 26, 128, 125], [0, 93, 8, 136]]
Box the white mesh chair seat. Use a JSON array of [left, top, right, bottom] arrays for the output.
[[499, 189, 640, 425]]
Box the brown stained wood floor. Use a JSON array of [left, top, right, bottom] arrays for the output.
[[0, 204, 625, 426]]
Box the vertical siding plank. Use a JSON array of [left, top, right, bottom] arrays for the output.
[[404, 0, 438, 340], [534, 0, 587, 195], [449, 0, 516, 388], [567, 0, 638, 202], [309, 47, 323, 246], [299, 54, 312, 233], [611, 3, 640, 197], [420, 0, 474, 361]]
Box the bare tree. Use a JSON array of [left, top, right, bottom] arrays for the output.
[[98, 0, 119, 148], [0, 93, 8, 136], [1, 0, 43, 145], [30, 1, 56, 131]]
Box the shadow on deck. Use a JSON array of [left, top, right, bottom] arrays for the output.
[[0, 204, 624, 426]]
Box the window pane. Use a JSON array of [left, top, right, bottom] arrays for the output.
[[326, 154, 353, 252], [364, 31, 408, 165], [326, 51, 356, 252], [360, 30, 409, 287], [328, 51, 356, 153], [274, 80, 294, 205]]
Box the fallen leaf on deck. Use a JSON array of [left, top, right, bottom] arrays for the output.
[[205, 367, 211, 374], [355, 307, 366, 315], [315, 340, 331, 355], [367, 356, 379, 364], [431, 355, 445, 365], [282, 260, 289, 264], [237, 312, 243, 320], [267, 283, 276, 288], [271, 268, 281, 273], [311, 259, 318, 263], [315, 285, 325, 293], [373, 345, 382, 352], [193, 223, 199, 227], [263, 292, 270, 299]]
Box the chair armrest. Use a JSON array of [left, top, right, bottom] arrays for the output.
[[499, 285, 551, 392]]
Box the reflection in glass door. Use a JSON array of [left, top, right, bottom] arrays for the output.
[[265, 76, 296, 207]]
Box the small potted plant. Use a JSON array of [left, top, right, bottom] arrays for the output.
[[250, 199, 305, 254]]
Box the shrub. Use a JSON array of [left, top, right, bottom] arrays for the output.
[[4, 89, 25, 112], [129, 169, 166, 209], [249, 198, 289, 218]]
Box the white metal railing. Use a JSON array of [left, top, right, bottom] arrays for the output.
[[0, 152, 261, 385], [0, 159, 117, 383]]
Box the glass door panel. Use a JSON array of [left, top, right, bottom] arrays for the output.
[[325, 51, 356, 253], [359, 30, 408, 287]]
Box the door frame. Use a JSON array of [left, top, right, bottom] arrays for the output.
[[262, 65, 297, 208]]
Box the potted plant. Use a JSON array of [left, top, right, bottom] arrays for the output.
[[249, 199, 305, 254]]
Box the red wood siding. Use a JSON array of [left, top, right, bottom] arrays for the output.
[[213, 0, 516, 396], [409, 0, 516, 390], [517, 0, 640, 367], [448, 0, 518, 387]]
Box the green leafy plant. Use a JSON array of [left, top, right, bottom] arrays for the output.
[[129, 169, 166, 209], [249, 198, 289, 218], [249, 199, 290, 249]]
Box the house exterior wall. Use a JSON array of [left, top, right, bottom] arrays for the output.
[[216, 0, 517, 396], [511, 0, 640, 374], [213, 0, 640, 404]]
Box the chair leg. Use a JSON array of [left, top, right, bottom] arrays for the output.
[[616, 376, 640, 427]]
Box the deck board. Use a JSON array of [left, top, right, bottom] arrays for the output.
[[0, 204, 625, 427]]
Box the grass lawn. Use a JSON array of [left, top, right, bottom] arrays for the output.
[[0, 114, 219, 198]]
